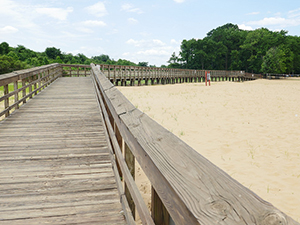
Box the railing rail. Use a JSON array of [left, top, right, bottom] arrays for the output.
[[97, 64, 258, 86], [91, 63, 299, 225], [0, 63, 62, 120], [2, 64, 297, 224], [61, 64, 91, 77]]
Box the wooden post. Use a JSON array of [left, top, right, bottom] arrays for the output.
[[151, 187, 170, 225], [4, 84, 9, 117], [22, 79, 26, 104], [114, 123, 123, 180], [29, 76, 32, 99], [14, 81, 19, 110], [125, 143, 136, 219], [34, 75, 37, 95]]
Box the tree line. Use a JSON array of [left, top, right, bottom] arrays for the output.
[[0, 42, 151, 74], [2, 23, 300, 75], [167, 23, 300, 74]]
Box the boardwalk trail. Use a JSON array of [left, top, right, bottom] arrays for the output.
[[0, 77, 126, 224]]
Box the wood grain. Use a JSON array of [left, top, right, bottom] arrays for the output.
[[91, 64, 299, 225], [0, 77, 126, 224]]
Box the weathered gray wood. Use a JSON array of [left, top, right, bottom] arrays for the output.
[[92, 73, 155, 225], [92, 76, 136, 225], [96, 64, 255, 86], [4, 84, 9, 117], [125, 143, 136, 219], [0, 64, 61, 86], [0, 77, 126, 225], [151, 187, 170, 225], [91, 64, 299, 225], [14, 80, 19, 110]]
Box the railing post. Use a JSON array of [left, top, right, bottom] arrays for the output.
[[29, 76, 32, 99], [14, 81, 19, 110], [125, 143, 136, 219], [151, 187, 171, 225], [4, 84, 9, 117], [33, 75, 37, 95], [22, 79, 26, 104]]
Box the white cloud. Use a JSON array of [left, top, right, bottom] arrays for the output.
[[170, 39, 180, 45], [0, 25, 18, 34], [121, 3, 143, 14], [153, 39, 165, 46], [288, 8, 300, 18], [137, 49, 170, 56], [128, 18, 138, 24], [0, 0, 37, 29], [126, 39, 166, 47], [81, 20, 107, 27], [246, 12, 260, 16], [238, 24, 253, 31], [85, 2, 108, 17], [36, 7, 73, 20], [173, 0, 186, 3], [247, 17, 300, 27]]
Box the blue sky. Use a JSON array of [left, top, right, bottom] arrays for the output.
[[1, 0, 300, 66]]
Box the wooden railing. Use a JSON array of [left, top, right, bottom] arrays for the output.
[[265, 73, 300, 79], [91, 63, 299, 225], [0, 63, 62, 120], [98, 64, 257, 86], [2, 64, 297, 224], [61, 64, 91, 77]]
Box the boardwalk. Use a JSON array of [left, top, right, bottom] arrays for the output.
[[0, 77, 126, 224]]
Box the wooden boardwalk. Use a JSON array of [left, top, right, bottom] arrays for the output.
[[0, 77, 126, 224]]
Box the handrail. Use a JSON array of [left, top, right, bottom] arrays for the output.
[[97, 64, 258, 86], [0, 63, 62, 120], [61, 64, 91, 77], [91, 63, 299, 225]]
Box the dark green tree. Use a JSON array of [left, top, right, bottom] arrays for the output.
[[0, 42, 10, 55], [138, 62, 148, 67], [261, 47, 286, 74], [45, 47, 62, 60]]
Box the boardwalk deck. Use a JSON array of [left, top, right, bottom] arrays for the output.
[[0, 77, 126, 224]]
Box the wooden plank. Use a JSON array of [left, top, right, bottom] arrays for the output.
[[0, 77, 126, 224], [92, 72, 154, 225], [92, 64, 299, 225]]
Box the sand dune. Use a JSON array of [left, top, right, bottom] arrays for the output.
[[118, 78, 300, 222]]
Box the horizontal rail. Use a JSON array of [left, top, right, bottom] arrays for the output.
[[0, 63, 62, 120], [265, 73, 300, 79], [96, 64, 257, 86], [91, 63, 299, 225], [61, 64, 91, 77]]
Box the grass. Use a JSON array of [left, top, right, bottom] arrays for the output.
[[1, 81, 39, 121], [179, 130, 185, 137]]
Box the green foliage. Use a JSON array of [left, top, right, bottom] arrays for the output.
[[169, 23, 300, 74], [0, 55, 27, 74], [0, 42, 139, 74], [138, 61, 148, 67], [45, 47, 62, 60], [0, 42, 10, 55], [261, 47, 287, 74]]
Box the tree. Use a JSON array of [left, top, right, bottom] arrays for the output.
[[261, 47, 286, 74], [45, 47, 62, 60], [0, 55, 26, 74], [92, 54, 110, 63], [167, 52, 182, 68], [0, 42, 10, 55], [138, 62, 148, 67]]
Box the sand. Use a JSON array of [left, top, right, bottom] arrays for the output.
[[117, 78, 300, 222]]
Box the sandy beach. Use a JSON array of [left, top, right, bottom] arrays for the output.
[[118, 78, 300, 222]]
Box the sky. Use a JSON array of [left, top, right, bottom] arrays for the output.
[[1, 0, 300, 66]]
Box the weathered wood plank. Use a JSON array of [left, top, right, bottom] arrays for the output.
[[92, 64, 299, 225], [0, 77, 126, 224]]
